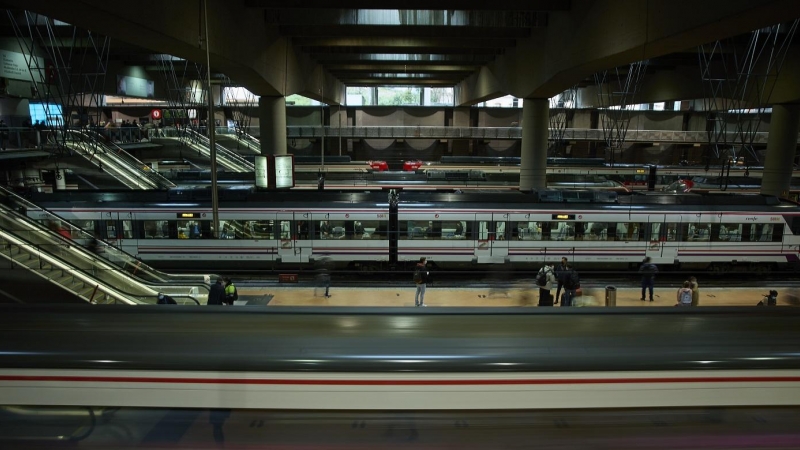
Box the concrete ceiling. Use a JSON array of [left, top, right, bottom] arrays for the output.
[[1, 0, 800, 106]]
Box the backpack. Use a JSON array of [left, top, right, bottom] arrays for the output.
[[679, 289, 692, 305], [536, 269, 548, 287], [413, 267, 422, 284]]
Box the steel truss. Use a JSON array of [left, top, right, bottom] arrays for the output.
[[698, 20, 799, 168], [7, 10, 111, 152], [593, 61, 649, 166], [548, 86, 577, 157]]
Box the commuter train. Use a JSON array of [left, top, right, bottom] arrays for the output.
[[1, 306, 800, 447], [25, 188, 800, 272]]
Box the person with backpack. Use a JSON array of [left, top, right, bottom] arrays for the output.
[[413, 257, 429, 307], [560, 266, 581, 307], [676, 281, 693, 306], [536, 263, 557, 307], [639, 257, 658, 302], [224, 277, 238, 305]]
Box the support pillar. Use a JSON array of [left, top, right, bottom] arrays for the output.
[[520, 98, 549, 191], [761, 104, 800, 197], [258, 96, 287, 155]]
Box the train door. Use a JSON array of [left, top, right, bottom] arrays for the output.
[[293, 212, 311, 264], [491, 213, 509, 262], [475, 213, 493, 263], [275, 213, 298, 263], [646, 214, 679, 264], [101, 212, 134, 248]]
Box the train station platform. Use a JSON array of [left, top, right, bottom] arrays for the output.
[[237, 285, 798, 308]]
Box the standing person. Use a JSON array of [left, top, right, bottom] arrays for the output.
[[315, 259, 332, 298], [207, 278, 226, 305], [554, 257, 569, 304], [319, 220, 330, 239], [157, 292, 177, 304], [689, 276, 699, 307], [536, 263, 557, 307], [224, 277, 238, 305], [561, 266, 580, 307], [676, 281, 693, 306], [639, 257, 658, 302], [413, 257, 429, 307]]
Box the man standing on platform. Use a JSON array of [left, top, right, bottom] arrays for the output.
[[554, 257, 569, 304], [413, 257, 429, 307], [207, 278, 226, 305], [639, 257, 658, 302]]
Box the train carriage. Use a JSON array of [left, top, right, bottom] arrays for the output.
[[25, 189, 800, 272]]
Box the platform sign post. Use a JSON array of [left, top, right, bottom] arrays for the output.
[[254, 155, 295, 190]]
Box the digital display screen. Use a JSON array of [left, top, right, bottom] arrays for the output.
[[177, 213, 201, 218], [552, 214, 575, 220]]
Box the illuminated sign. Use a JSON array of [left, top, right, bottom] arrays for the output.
[[636, 169, 646, 174], [177, 213, 201, 218], [254, 156, 269, 188], [552, 214, 575, 220], [151, 109, 162, 120], [274, 155, 294, 189]]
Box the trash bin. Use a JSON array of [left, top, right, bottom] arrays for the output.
[[605, 286, 617, 307]]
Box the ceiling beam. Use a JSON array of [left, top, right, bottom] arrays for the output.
[[326, 64, 478, 72], [308, 54, 493, 64], [294, 36, 517, 48], [244, 0, 570, 11], [337, 78, 457, 86], [304, 46, 505, 55], [279, 25, 531, 39]]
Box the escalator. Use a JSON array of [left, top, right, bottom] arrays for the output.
[[152, 127, 254, 172], [0, 186, 212, 304], [50, 130, 175, 190]]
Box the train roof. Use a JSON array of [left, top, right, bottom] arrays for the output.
[[1, 306, 799, 373], [27, 188, 791, 210]]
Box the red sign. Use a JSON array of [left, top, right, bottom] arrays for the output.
[[151, 109, 162, 120]]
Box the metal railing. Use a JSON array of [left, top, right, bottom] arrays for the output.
[[0, 185, 212, 304]]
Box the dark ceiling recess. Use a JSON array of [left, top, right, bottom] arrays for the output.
[[245, 3, 559, 86]]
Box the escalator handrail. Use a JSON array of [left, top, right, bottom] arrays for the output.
[[57, 131, 153, 190], [0, 185, 214, 289], [184, 128, 254, 171]]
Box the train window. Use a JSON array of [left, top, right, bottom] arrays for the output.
[[143, 220, 170, 239], [549, 221, 575, 241], [106, 223, 116, 240], [477, 221, 490, 240], [177, 220, 203, 239], [244, 220, 274, 239], [495, 222, 506, 240], [748, 223, 781, 242], [687, 223, 712, 241], [665, 223, 679, 241], [121, 220, 133, 239], [615, 223, 643, 241], [72, 220, 96, 235], [718, 224, 742, 241], [440, 221, 465, 239], [513, 221, 542, 241], [648, 223, 661, 241], [584, 222, 607, 240], [278, 220, 291, 240]]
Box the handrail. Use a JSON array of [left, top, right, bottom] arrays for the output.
[[78, 129, 176, 189], [0, 185, 214, 290], [184, 128, 254, 171]]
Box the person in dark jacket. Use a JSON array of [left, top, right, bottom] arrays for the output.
[[639, 257, 658, 302], [554, 257, 569, 304], [157, 292, 177, 304], [207, 278, 226, 305]]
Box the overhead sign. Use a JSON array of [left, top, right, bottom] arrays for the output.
[[151, 109, 162, 120], [0, 50, 43, 83]]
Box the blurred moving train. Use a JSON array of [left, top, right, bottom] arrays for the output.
[[25, 188, 800, 272], [1, 307, 800, 448]]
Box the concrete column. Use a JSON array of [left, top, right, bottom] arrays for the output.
[[520, 98, 549, 191], [761, 103, 800, 197], [258, 96, 287, 155], [55, 169, 66, 190]]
